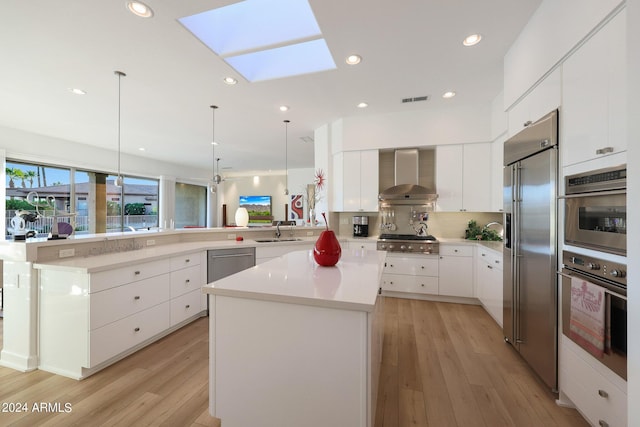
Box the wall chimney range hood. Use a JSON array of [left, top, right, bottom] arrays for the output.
[[378, 149, 438, 204]]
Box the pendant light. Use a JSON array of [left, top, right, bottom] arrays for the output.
[[283, 119, 290, 195], [210, 105, 219, 193], [114, 70, 126, 187]]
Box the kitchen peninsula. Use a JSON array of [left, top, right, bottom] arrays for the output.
[[203, 248, 386, 427]]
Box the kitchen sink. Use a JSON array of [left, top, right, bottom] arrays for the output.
[[254, 238, 303, 243]]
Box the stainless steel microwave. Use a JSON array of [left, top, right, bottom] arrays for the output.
[[564, 165, 626, 255]]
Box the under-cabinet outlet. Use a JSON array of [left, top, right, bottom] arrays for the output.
[[146, 239, 155, 246], [227, 234, 236, 240], [59, 248, 75, 258]]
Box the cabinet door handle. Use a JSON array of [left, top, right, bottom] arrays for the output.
[[185, 259, 190, 263], [595, 147, 614, 155], [186, 304, 191, 309], [597, 389, 609, 398], [134, 295, 141, 300], [524, 120, 533, 127], [599, 420, 609, 427], [134, 271, 141, 275], [420, 283, 425, 287], [481, 253, 486, 257], [389, 264, 394, 267], [185, 279, 190, 284], [495, 260, 500, 264], [487, 265, 493, 270], [134, 327, 140, 332], [454, 249, 458, 253], [421, 266, 425, 269]]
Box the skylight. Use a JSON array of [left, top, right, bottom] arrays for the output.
[[179, 0, 336, 82]]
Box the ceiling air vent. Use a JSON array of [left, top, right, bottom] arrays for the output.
[[401, 95, 429, 103]]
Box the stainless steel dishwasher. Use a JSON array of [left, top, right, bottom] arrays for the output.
[[207, 247, 256, 284]]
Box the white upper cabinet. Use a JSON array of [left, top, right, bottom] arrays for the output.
[[333, 150, 379, 212], [561, 9, 626, 167], [507, 68, 561, 138], [491, 136, 505, 212], [436, 144, 492, 212]]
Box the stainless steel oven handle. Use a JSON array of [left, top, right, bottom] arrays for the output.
[[559, 190, 626, 199], [559, 270, 627, 300]]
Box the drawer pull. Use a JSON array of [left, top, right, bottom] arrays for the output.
[[597, 389, 609, 398], [134, 327, 140, 332], [454, 249, 458, 253], [495, 260, 500, 264], [134, 271, 141, 275], [390, 264, 394, 267], [389, 281, 394, 285], [481, 253, 486, 257], [595, 146, 614, 155], [185, 279, 190, 284], [421, 266, 425, 269], [185, 259, 190, 263], [186, 304, 191, 309], [421, 283, 425, 287], [599, 420, 609, 427], [134, 295, 141, 300], [487, 265, 493, 270]]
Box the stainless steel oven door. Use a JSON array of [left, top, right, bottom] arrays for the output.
[[564, 190, 626, 255], [560, 269, 627, 379]]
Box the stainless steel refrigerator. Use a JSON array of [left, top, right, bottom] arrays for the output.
[[503, 110, 558, 391]]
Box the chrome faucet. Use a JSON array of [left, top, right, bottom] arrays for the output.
[[275, 221, 282, 239]]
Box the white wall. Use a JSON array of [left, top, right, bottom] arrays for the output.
[[627, 0, 639, 421], [339, 104, 493, 152], [219, 168, 315, 225]]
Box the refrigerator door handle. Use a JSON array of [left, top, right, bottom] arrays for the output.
[[513, 163, 522, 345]]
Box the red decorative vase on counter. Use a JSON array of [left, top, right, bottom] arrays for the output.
[[313, 213, 341, 266]]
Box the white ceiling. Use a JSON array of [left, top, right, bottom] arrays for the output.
[[0, 0, 542, 176]]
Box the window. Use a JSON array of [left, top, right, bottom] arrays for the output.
[[5, 159, 159, 239], [175, 182, 207, 228]]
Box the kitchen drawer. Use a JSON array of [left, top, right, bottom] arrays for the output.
[[170, 252, 201, 271], [560, 341, 627, 427], [90, 259, 171, 293], [89, 301, 170, 367], [384, 256, 438, 276], [477, 248, 502, 270], [170, 264, 202, 298], [381, 274, 438, 295], [170, 289, 205, 326], [439, 245, 473, 257], [90, 273, 170, 330]]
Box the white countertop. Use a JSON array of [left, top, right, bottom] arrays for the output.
[[203, 248, 386, 312]]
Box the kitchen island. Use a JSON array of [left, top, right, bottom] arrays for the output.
[[203, 248, 386, 427]]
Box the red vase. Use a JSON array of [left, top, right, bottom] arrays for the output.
[[313, 213, 342, 266]]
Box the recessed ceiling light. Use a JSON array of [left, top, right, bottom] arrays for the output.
[[127, 1, 154, 18], [223, 77, 237, 85], [67, 88, 86, 95], [463, 34, 482, 46], [442, 91, 456, 99], [346, 54, 362, 65], [138, 147, 146, 151], [279, 105, 289, 112], [211, 141, 219, 146], [357, 102, 368, 108]]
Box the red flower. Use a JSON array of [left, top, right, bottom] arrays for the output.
[[314, 169, 326, 191]]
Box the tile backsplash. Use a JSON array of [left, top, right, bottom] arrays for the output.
[[336, 211, 503, 239]]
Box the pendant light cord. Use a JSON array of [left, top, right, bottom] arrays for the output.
[[211, 105, 218, 185], [114, 71, 126, 185], [284, 119, 290, 195]]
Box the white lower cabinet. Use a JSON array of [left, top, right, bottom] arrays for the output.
[[475, 247, 503, 326], [438, 244, 474, 297], [560, 338, 627, 427], [381, 254, 439, 295], [38, 251, 207, 379]]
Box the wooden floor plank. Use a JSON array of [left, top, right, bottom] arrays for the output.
[[0, 300, 589, 427]]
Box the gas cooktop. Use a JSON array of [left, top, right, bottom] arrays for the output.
[[378, 233, 437, 241]]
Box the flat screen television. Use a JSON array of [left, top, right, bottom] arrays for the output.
[[239, 195, 272, 224]]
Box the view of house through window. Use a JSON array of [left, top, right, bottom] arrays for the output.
[[5, 160, 159, 239]]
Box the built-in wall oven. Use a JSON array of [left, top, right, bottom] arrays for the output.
[[560, 251, 627, 379], [564, 165, 626, 255]]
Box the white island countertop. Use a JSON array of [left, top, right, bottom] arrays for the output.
[[203, 248, 387, 312]]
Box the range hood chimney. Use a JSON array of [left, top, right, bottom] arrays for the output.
[[378, 149, 438, 204]]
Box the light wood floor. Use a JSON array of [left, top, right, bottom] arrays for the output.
[[0, 298, 588, 427]]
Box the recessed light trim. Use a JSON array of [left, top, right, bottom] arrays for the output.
[[463, 34, 482, 46], [223, 77, 237, 85], [68, 88, 86, 95], [211, 141, 219, 146], [127, 1, 154, 18], [357, 102, 368, 108], [279, 105, 289, 112], [346, 54, 362, 65], [442, 91, 456, 99]]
